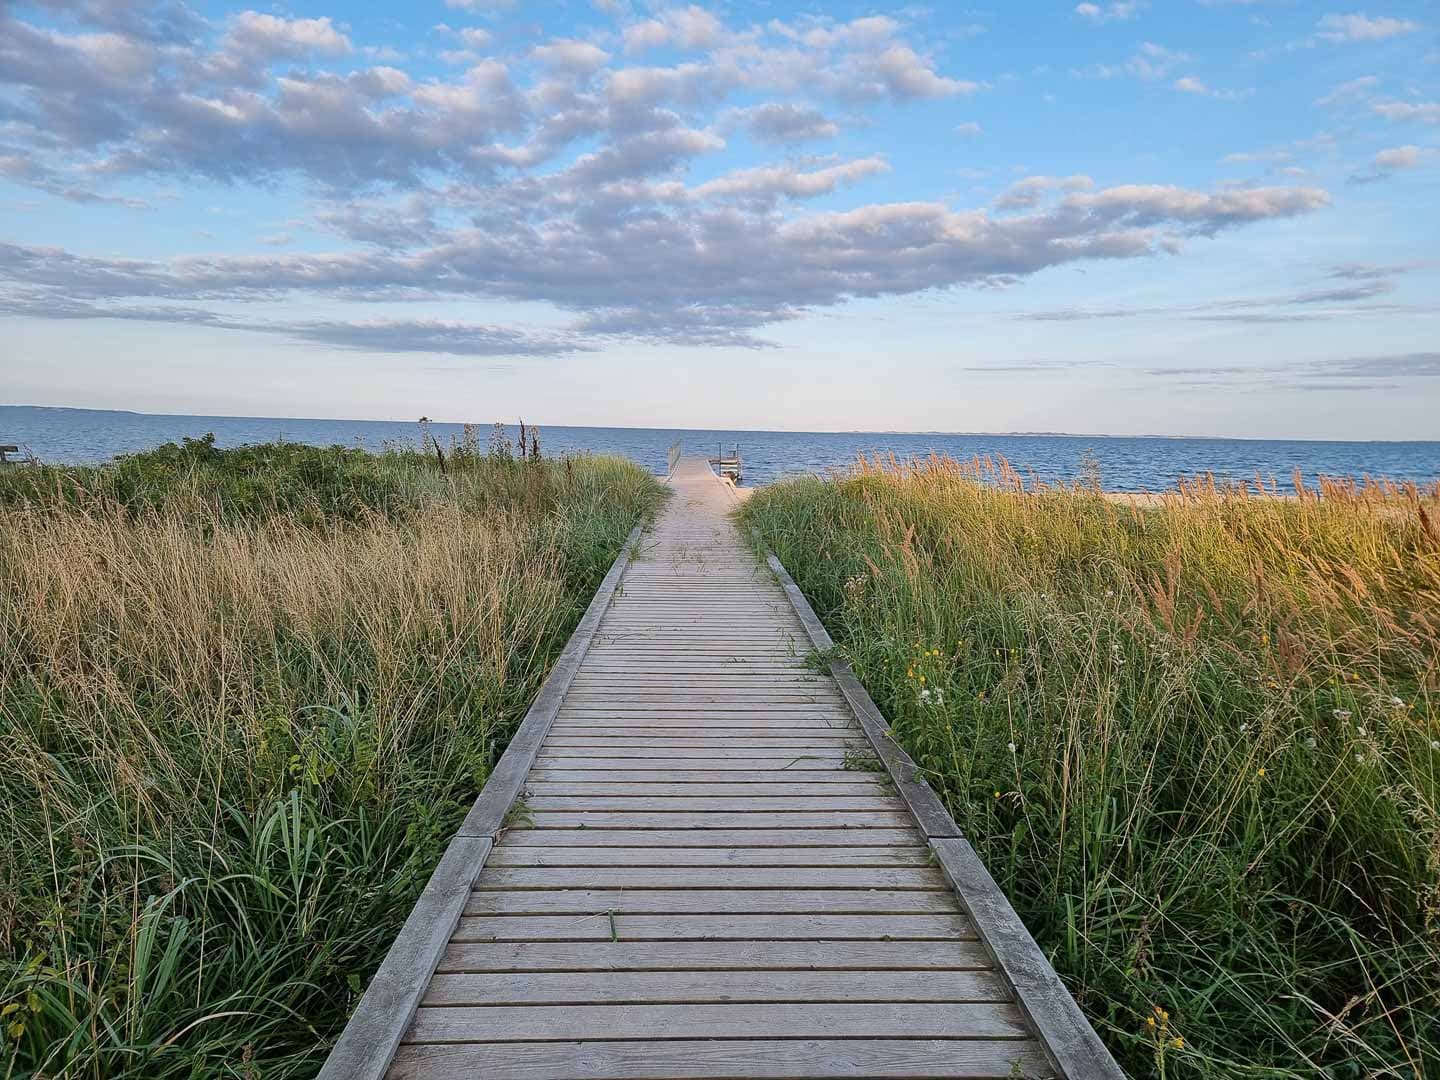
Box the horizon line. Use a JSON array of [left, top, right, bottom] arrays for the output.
[[4, 402, 1439, 446]]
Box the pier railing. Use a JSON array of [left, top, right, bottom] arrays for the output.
[[667, 438, 682, 476]]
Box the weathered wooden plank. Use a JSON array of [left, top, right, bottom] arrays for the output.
[[404, 1001, 1031, 1043], [518, 811, 913, 829], [533, 746, 852, 759], [451, 913, 975, 942], [527, 769, 877, 783], [498, 827, 923, 847], [476, 866, 946, 889], [464, 888, 958, 916], [545, 723, 853, 733], [529, 757, 848, 772], [422, 968, 1012, 1006], [486, 846, 928, 867], [389, 1038, 1052, 1079], [436, 938, 994, 973], [522, 781, 887, 796], [522, 796, 905, 813]]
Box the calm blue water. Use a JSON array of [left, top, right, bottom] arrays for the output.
[[3, 405, 1438, 492]]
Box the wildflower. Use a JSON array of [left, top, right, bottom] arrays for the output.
[[1106, 589, 1115, 597], [1145, 1016, 1156, 1028], [993, 790, 1001, 799], [919, 689, 932, 705], [1172, 1037, 1184, 1050], [1266, 679, 1279, 690], [977, 691, 987, 702], [1305, 737, 1317, 749], [1260, 633, 1270, 646], [1333, 709, 1352, 721], [931, 649, 940, 657], [906, 668, 915, 680], [1256, 767, 1266, 778], [918, 674, 926, 685], [1431, 740, 1439, 751], [1356, 726, 1367, 737], [1239, 723, 1249, 734], [1355, 752, 1365, 763], [1007, 742, 1017, 754], [933, 689, 944, 706], [1389, 696, 1405, 709]]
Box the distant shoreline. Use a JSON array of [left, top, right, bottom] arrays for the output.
[[4, 404, 1435, 446]]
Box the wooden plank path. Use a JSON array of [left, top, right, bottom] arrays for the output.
[[322, 456, 1121, 1080]]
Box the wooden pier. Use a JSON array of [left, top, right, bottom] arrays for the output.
[[321, 455, 1121, 1080]]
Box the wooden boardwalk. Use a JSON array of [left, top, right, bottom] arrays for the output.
[[323, 456, 1121, 1080]]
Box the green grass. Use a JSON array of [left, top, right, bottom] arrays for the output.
[[741, 455, 1440, 1080], [0, 431, 665, 1078]]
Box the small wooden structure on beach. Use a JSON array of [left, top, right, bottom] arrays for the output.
[[708, 443, 742, 483], [319, 452, 1121, 1080]]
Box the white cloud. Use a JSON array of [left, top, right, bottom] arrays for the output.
[[1315, 74, 1379, 106], [623, 6, 726, 54], [1373, 101, 1440, 124], [223, 13, 351, 59], [955, 121, 982, 137], [1087, 42, 1191, 81], [532, 39, 611, 74], [1317, 12, 1421, 42], [1174, 75, 1252, 100], [995, 174, 1094, 209], [1075, 2, 1143, 23], [1373, 145, 1424, 169], [692, 157, 889, 202], [735, 103, 839, 143]]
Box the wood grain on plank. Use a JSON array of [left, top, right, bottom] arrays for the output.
[[389, 1038, 1050, 1080]]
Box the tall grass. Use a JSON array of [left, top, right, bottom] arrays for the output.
[[742, 454, 1440, 1080], [0, 434, 664, 1078]]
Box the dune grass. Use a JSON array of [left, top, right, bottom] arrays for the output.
[[0, 431, 664, 1078], [741, 455, 1440, 1080]]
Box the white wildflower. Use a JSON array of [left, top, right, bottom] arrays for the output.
[[1355, 752, 1365, 763], [1239, 723, 1249, 734], [1007, 742, 1017, 754], [1356, 726, 1367, 738], [919, 688, 932, 705], [933, 689, 944, 706], [1333, 709, 1352, 721], [1305, 737, 1317, 749], [1431, 740, 1440, 750], [1389, 696, 1405, 709]]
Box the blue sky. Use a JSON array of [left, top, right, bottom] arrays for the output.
[[1, 0, 1437, 437]]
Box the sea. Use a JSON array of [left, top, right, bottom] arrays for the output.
[[3, 405, 1438, 492]]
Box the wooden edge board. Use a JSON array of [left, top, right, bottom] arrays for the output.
[[931, 838, 1126, 1080], [315, 836, 492, 1080], [754, 524, 1124, 1080], [761, 547, 961, 841], [317, 521, 646, 1080]]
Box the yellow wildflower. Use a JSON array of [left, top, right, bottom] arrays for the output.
[[1256, 767, 1266, 778], [1172, 1037, 1184, 1050]]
